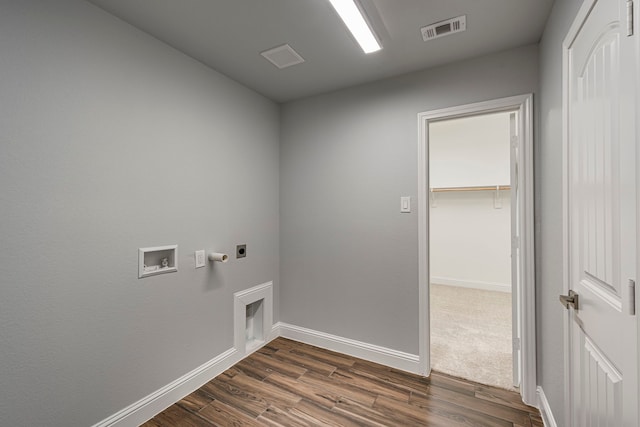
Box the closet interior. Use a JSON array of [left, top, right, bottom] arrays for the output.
[[429, 111, 515, 390]]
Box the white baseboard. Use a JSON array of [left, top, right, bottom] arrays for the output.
[[537, 386, 558, 427], [92, 322, 421, 426], [276, 322, 421, 374], [431, 276, 511, 293], [91, 348, 241, 427]]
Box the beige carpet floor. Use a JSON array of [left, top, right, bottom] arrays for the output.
[[430, 283, 515, 390]]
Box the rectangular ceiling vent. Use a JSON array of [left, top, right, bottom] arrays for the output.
[[260, 44, 305, 69], [421, 15, 466, 41]]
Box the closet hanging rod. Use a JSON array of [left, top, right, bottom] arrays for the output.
[[430, 185, 511, 193]]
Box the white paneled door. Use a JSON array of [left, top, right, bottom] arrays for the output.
[[564, 0, 638, 425]]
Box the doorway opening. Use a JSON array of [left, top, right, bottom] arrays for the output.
[[428, 111, 515, 390], [417, 94, 536, 405]]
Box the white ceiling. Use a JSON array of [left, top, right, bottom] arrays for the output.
[[87, 0, 554, 103]]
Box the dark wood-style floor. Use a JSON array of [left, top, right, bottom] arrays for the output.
[[142, 338, 543, 426]]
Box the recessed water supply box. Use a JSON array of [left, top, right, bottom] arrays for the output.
[[138, 245, 178, 278]]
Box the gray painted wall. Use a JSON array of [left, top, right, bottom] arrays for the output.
[[280, 45, 539, 354], [537, 0, 583, 421], [0, 0, 584, 424], [0, 1, 279, 426]]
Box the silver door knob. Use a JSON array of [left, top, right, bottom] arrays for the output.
[[559, 290, 579, 310]]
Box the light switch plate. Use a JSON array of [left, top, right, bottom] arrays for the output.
[[401, 196, 411, 213], [195, 250, 206, 268]]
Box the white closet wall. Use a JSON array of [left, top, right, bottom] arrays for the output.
[[429, 112, 512, 292]]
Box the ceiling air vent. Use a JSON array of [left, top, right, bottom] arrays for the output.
[[421, 15, 466, 41], [260, 44, 305, 69]]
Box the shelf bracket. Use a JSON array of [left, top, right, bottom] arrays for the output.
[[494, 185, 503, 209]]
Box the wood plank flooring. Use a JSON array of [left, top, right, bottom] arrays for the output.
[[141, 338, 543, 426]]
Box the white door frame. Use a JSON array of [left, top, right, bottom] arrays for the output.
[[417, 94, 536, 406]]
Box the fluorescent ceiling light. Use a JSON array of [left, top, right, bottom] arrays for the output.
[[328, 0, 381, 54]]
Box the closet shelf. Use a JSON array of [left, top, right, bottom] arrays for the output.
[[430, 185, 511, 193]]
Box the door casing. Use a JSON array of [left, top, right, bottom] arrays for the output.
[[417, 94, 536, 405]]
